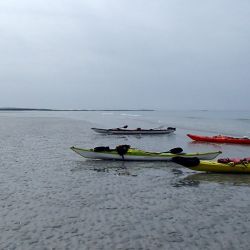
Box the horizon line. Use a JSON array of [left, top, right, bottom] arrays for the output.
[[0, 107, 155, 111]]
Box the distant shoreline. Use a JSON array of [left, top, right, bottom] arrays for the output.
[[0, 108, 154, 112]]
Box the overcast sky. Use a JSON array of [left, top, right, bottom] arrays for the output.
[[0, 0, 249, 110]]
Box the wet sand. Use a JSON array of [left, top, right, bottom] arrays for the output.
[[1, 114, 250, 249]]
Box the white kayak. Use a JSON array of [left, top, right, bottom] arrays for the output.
[[91, 127, 176, 135], [71, 146, 222, 161]]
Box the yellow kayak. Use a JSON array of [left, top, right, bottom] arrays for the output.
[[173, 157, 250, 173]]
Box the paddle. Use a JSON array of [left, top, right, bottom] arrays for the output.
[[167, 127, 176, 131], [153, 125, 176, 131], [161, 147, 183, 154], [112, 125, 128, 130], [172, 156, 200, 167]]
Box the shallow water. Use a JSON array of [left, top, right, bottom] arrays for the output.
[[1, 111, 250, 249]]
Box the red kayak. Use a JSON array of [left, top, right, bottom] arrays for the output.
[[187, 134, 250, 145]]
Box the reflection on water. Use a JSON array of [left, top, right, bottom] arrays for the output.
[[184, 173, 250, 186], [171, 169, 184, 175], [172, 178, 200, 188], [71, 159, 174, 172], [188, 141, 223, 148], [188, 140, 250, 149], [70, 160, 185, 178], [91, 166, 138, 176]]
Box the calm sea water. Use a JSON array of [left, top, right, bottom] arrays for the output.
[[1, 110, 250, 249]]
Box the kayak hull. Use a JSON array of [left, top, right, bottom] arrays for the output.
[[71, 147, 222, 161], [92, 127, 176, 135], [187, 134, 250, 144]]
